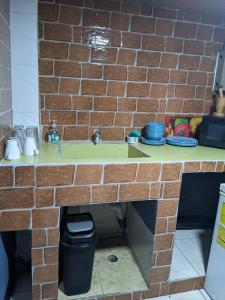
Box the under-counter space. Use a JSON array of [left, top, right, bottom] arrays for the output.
[[0, 142, 225, 165]]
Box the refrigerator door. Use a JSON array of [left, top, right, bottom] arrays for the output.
[[205, 184, 225, 300]]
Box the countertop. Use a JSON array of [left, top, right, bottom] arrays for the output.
[[0, 142, 224, 166]]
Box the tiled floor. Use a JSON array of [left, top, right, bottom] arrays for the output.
[[149, 289, 211, 300], [58, 244, 147, 300], [169, 229, 213, 281]]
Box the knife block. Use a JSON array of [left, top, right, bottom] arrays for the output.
[[213, 91, 225, 117]]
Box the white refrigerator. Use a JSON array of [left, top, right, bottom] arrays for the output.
[[205, 183, 225, 300]]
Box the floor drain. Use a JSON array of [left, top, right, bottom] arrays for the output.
[[107, 255, 118, 262]]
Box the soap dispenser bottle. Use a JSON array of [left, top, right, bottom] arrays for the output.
[[48, 120, 60, 143]]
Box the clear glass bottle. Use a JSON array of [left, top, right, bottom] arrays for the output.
[[48, 120, 60, 143]]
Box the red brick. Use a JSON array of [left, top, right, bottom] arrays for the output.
[[128, 66, 147, 81], [33, 264, 58, 284], [0, 188, 34, 209], [118, 98, 136, 111], [82, 63, 102, 79], [39, 2, 59, 22], [104, 164, 137, 183], [114, 113, 132, 126], [178, 55, 200, 70], [160, 53, 178, 69], [39, 77, 58, 93], [91, 47, 117, 64], [175, 85, 195, 98], [45, 94, 73, 110], [150, 84, 167, 98], [187, 71, 207, 85], [83, 8, 110, 27], [59, 78, 80, 94], [131, 15, 155, 34], [183, 100, 203, 113], [104, 65, 127, 81], [170, 70, 187, 84], [32, 208, 59, 228], [137, 98, 159, 112], [63, 126, 89, 140], [90, 112, 114, 126], [155, 19, 174, 36], [75, 165, 103, 184], [40, 41, 68, 59], [137, 51, 161, 67], [119, 183, 149, 201], [81, 80, 106, 95], [174, 22, 197, 38], [197, 25, 213, 41], [110, 12, 130, 31], [92, 185, 118, 203], [121, 2, 140, 14], [127, 82, 150, 97], [36, 166, 74, 186], [122, 32, 141, 49], [0, 210, 31, 231], [92, 0, 119, 11], [165, 37, 183, 53], [59, 5, 81, 24], [142, 35, 165, 51], [94, 97, 117, 111], [73, 96, 93, 110], [0, 167, 13, 187], [133, 113, 155, 127], [153, 6, 176, 19], [42, 282, 58, 299], [147, 69, 169, 83], [69, 44, 90, 62], [39, 59, 53, 75], [107, 81, 126, 96], [55, 186, 90, 206], [55, 61, 80, 77], [44, 23, 72, 41], [117, 49, 136, 65], [183, 40, 204, 55]]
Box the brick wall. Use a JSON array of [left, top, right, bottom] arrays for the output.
[[0, 0, 12, 158], [0, 161, 224, 299], [39, 0, 225, 141]]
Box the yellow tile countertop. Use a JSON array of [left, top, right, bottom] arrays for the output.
[[0, 142, 225, 166]]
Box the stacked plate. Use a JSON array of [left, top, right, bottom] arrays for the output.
[[140, 136, 166, 145], [166, 136, 198, 147]]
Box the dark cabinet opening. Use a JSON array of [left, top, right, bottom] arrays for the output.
[[0, 230, 32, 300]]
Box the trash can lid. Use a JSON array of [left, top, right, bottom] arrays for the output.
[[66, 214, 94, 234]]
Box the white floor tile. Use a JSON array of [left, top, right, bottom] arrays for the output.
[[175, 237, 210, 276], [169, 246, 199, 281], [200, 289, 212, 300], [175, 229, 210, 240], [149, 290, 208, 300]]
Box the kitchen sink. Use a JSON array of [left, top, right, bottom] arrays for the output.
[[59, 142, 150, 160]]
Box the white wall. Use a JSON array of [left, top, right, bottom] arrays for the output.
[[10, 0, 39, 127]]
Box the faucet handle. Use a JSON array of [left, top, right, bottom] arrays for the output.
[[94, 128, 102, 137]]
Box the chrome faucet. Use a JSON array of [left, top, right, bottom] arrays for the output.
[[92, 129, 102, 145]]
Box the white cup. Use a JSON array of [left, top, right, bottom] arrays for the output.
[[23, 137, 39, 156], [5, 138, 21, 160]]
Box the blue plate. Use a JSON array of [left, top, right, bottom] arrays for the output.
[[140, 137, 166, 146], [166, 136, 198, 147]]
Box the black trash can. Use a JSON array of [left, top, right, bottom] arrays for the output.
[[59, 213, 96, 296]]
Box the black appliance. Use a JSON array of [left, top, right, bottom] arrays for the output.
[[199, 115, 225, 149]]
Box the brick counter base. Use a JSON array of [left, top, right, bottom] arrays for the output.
[[0, 161, 224, 299]]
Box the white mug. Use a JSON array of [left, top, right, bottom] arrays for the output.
[[5, 138, 21, 160], [23, 137, 39, 156]]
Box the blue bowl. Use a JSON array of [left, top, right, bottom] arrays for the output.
[[144, 123, 165, 140]]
